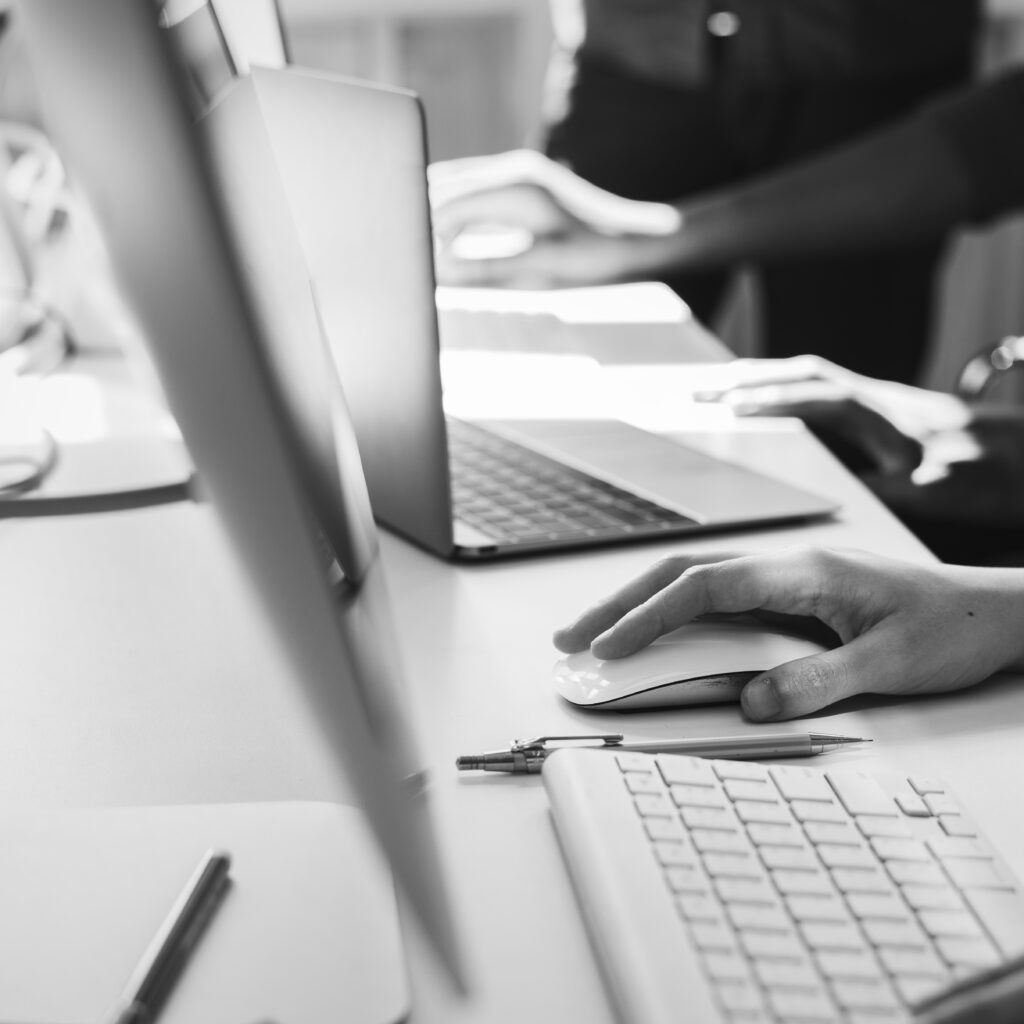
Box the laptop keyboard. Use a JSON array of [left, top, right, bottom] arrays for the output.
[[543, 749, 1024, 1024], [447, 418, 693, 545]]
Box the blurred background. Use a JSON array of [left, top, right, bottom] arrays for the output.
[[0, 0, 1022, 393], [209, 0, 1024, 393]]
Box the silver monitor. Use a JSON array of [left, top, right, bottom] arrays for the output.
[[20, 0, 463, 1001]]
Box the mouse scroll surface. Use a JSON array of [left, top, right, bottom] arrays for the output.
[[553, 618, 831, 710]]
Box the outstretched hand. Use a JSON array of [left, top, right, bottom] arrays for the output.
[[697, 356, 1024, 537], [554, 546, 1024, 721], [429, 149, 681, 287]]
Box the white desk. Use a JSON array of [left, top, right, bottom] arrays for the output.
[[3, 298, 1024, 1023]]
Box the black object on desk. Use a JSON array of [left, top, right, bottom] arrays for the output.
[[107, 849, 231, 1024]]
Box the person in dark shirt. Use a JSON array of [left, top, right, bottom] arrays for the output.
[[442, 0, 981, 382]]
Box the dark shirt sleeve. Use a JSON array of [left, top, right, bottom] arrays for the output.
[[923, 70, 1024, 224], [769, 0, 980, 80]]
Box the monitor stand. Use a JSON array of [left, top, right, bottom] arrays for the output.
[[0, 802, 410, 1023]]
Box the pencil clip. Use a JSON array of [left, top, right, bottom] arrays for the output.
[[510, 734, 624, 753]]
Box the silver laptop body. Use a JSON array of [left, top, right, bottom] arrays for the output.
[[250, 67, 837, 560]]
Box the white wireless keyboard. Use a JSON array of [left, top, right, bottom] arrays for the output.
[[543, 748, 1024, 1024]]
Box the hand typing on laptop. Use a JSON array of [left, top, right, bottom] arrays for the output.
[[694, 354, 1024, 565], [553, 546, 1024, 723]]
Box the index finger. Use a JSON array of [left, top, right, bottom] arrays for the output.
[[553, 551, 744, 653], [583, 548, 838, 659]]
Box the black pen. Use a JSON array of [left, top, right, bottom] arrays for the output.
[[108, 849, 232, 1024]]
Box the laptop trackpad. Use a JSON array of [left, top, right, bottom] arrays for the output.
[[479, 418, 835, 525]]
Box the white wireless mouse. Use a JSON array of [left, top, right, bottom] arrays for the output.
[[553, 617, 831, 711]]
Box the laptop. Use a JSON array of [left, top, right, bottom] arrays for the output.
[[247, 66, 837, 559], [22, 0, 463, 1015]]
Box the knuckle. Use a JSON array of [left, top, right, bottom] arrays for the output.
[[679, 562, 720, 604], [654, 555, 690, 579]]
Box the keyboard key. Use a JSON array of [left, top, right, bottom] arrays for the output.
[[665, 865, 709, 894], [677, 894, 724, 922], [827, 772, 898, 817], [831, 979, 901, 1013], [616, 752, 656, 773], [814, 950, 884, 982], [924, 793, 962, 816], [918, 909, 984, 939], [624, 772, 663, 795], [887, 860, 946, 887], [791, 800, 848, 824], [942, 858, 1013, 890], [634, 793, 674, 817], [717, 982, 768, 1014], [831, 868, 893, 895], [645, 817, 685, 842], [689, 919, 739, 952], [672, 783, 728, 808], [895, 793, 931, 817], [656, 841, 699, 867], [766, 988, 840, 1022], [771, 765, 835, 803], [860, 918, 929, 950], [659, 757, 717, 787], [714, 762, 770, 782], [787, 895, 850, 923], [877, 946, 946, 977], [908, 777, 947, 795], [804, 821, 863, 846], [939, 815, 979, 838], [748, 822, 806, 847], [733, 801, 793, 825], [857, 816, 913, 839], [847, 1011, 905, 1024], [816, 844, 876, 870], [693, 830, 752, 854], [847, 893, 911, 921], [741, 930, 807, 959], [869, 838, 931, 863], [753, 957, 820, 989], [724, 779, 777, 803], [934, 935, 1001, 969], [893, 974, 947, 1006], [961, 886, 1024, 957], [681, 806, 738, 831], [714, 877, 778, 905], [773, 869, 834, 896], [799, 922, 867, 952], [901, 885, 965, 912], [759, 846, 819, 871], [703, 852, 764, 879], [703, 951, 751, 982], [728, 903, 792, 932], [929, 836, 992, 860]]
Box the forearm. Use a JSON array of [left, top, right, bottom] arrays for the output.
[[646, 117, 973, 272], [948, 565, 1024, 675]]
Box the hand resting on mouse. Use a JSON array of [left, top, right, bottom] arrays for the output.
[[553, 546, 1024, 722]]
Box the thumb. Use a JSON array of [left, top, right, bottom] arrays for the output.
[[739, 639, 882, 721]]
